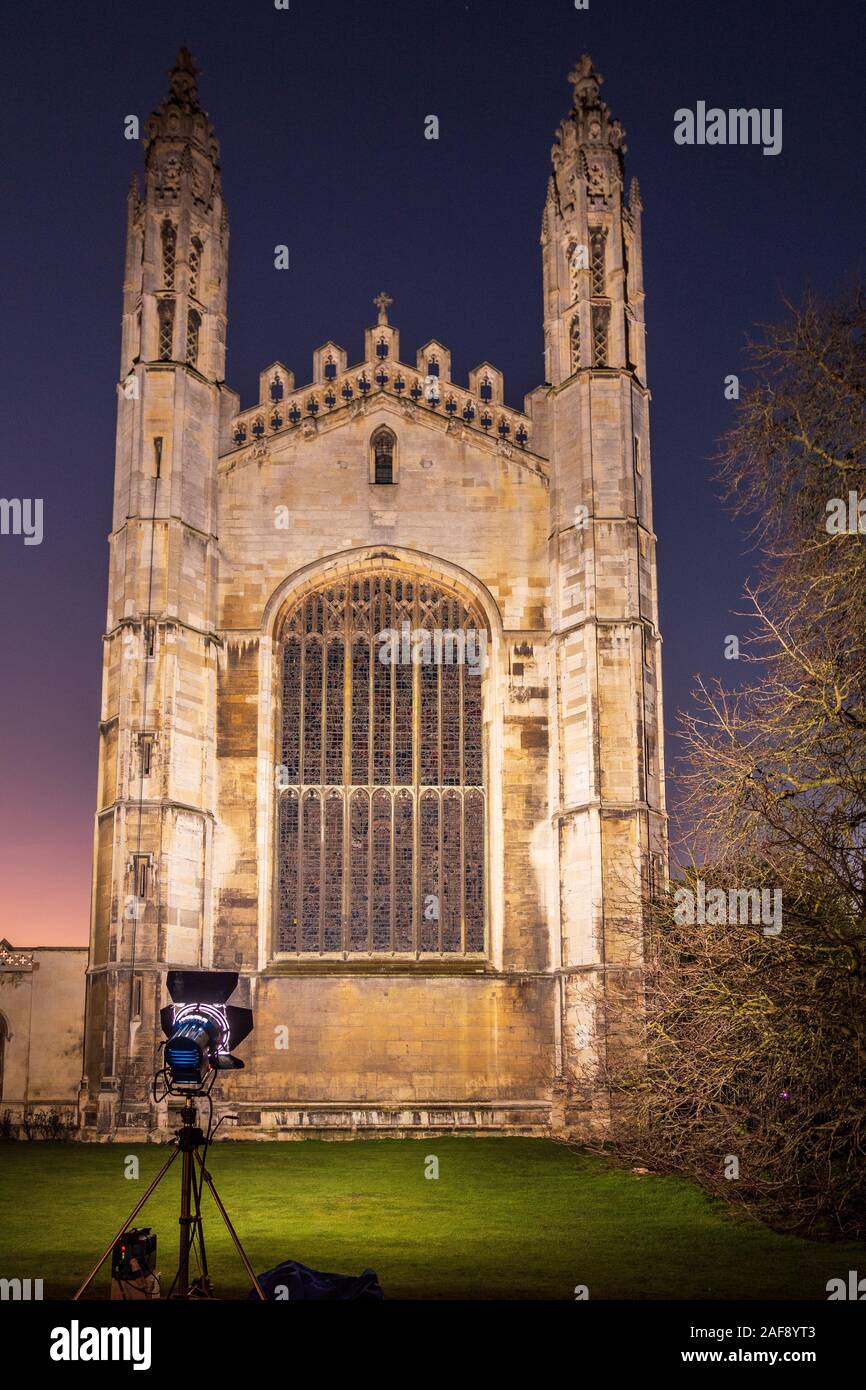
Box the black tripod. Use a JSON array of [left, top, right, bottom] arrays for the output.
[[74, 1095, 265, 1300]]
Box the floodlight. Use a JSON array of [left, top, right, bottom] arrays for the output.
[[159, 969, 253, 1088]]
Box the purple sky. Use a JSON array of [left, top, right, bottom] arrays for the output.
[[1, 0, 864, 945]]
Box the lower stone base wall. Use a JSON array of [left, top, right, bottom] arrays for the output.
[[77, 1100, 553, 1142], [217, 1100, 552, 1139], [1, 1100, 80, 1139]]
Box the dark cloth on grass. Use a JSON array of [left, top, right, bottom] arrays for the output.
[[249, 1259, 383, 1300]]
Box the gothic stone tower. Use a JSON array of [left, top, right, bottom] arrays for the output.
[[81, 52, 665, 1139]]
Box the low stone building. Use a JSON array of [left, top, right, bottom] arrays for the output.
[[78, 50, 667, 1140], [0, 941, 87, 1134]]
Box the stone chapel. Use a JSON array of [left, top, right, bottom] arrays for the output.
[[79, 49, 666, 1139]]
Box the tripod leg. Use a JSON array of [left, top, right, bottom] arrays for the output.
[[194, 1151, 267, 1300], [177, 1140, 194, 1298], [73, 1144, 181, 1300], [189, 1150, 211, 1292]]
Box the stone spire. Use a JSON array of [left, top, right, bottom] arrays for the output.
[[168, 46, 202, 109], [143, 47, 220, 170], [564, 54, 627, 158], [541, 56, 644, 388]]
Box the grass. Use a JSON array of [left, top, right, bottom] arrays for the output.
[[1, 1137, 863, 1299]]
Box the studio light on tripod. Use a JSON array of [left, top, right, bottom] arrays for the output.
[[77, 967, 264, 1302], [160, 969, 253, 1088]]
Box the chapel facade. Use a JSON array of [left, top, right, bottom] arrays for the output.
[[81, 50, 666, 1139]]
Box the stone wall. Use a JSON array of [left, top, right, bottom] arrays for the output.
[[0, 943, 87, 1132]]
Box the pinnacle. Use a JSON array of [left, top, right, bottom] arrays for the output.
[[168, 46, 201, 107]]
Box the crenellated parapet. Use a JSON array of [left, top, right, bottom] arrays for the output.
[[222, 317, 541, 461]]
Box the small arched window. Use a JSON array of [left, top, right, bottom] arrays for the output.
[[185, 309, 201, 367], [158, 300, 174, 361], [371, 426, 395, 485], [161, 221, 177, 289], [188, 237, 202, 298]]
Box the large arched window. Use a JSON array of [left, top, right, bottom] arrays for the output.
[[276, 571, 486, 955]]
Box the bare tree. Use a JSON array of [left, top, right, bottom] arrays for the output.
[[606, 288, 866, 1238]]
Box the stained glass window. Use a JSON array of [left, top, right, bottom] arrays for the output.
[[276, 572, 486, 954]]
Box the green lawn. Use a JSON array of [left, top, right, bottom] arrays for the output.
[[1, 1138, 861, 1299]]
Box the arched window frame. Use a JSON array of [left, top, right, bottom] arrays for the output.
[[369, 425, 397, 485], [272, 571, 489, 958]]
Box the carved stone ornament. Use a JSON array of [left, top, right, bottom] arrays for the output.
[[0, 942, 33, 969]]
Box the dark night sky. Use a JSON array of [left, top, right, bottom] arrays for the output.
[[1, 0, 863, 944]]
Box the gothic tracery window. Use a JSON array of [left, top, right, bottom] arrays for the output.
[[590, 226, 607, 296], [592, 304, 609, 368], [276, 572, 487, 955], [185, 309, 201, 367], [188, 236, 202, 298], [158, 300, 174, 361], [372, 425, 395, 484], [161, 220, 177, 289]]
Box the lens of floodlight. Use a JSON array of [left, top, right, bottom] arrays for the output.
[[164, 1012, 220, 1084]]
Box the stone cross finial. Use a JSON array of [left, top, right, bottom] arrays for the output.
[[374, 292, 393, 326]]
